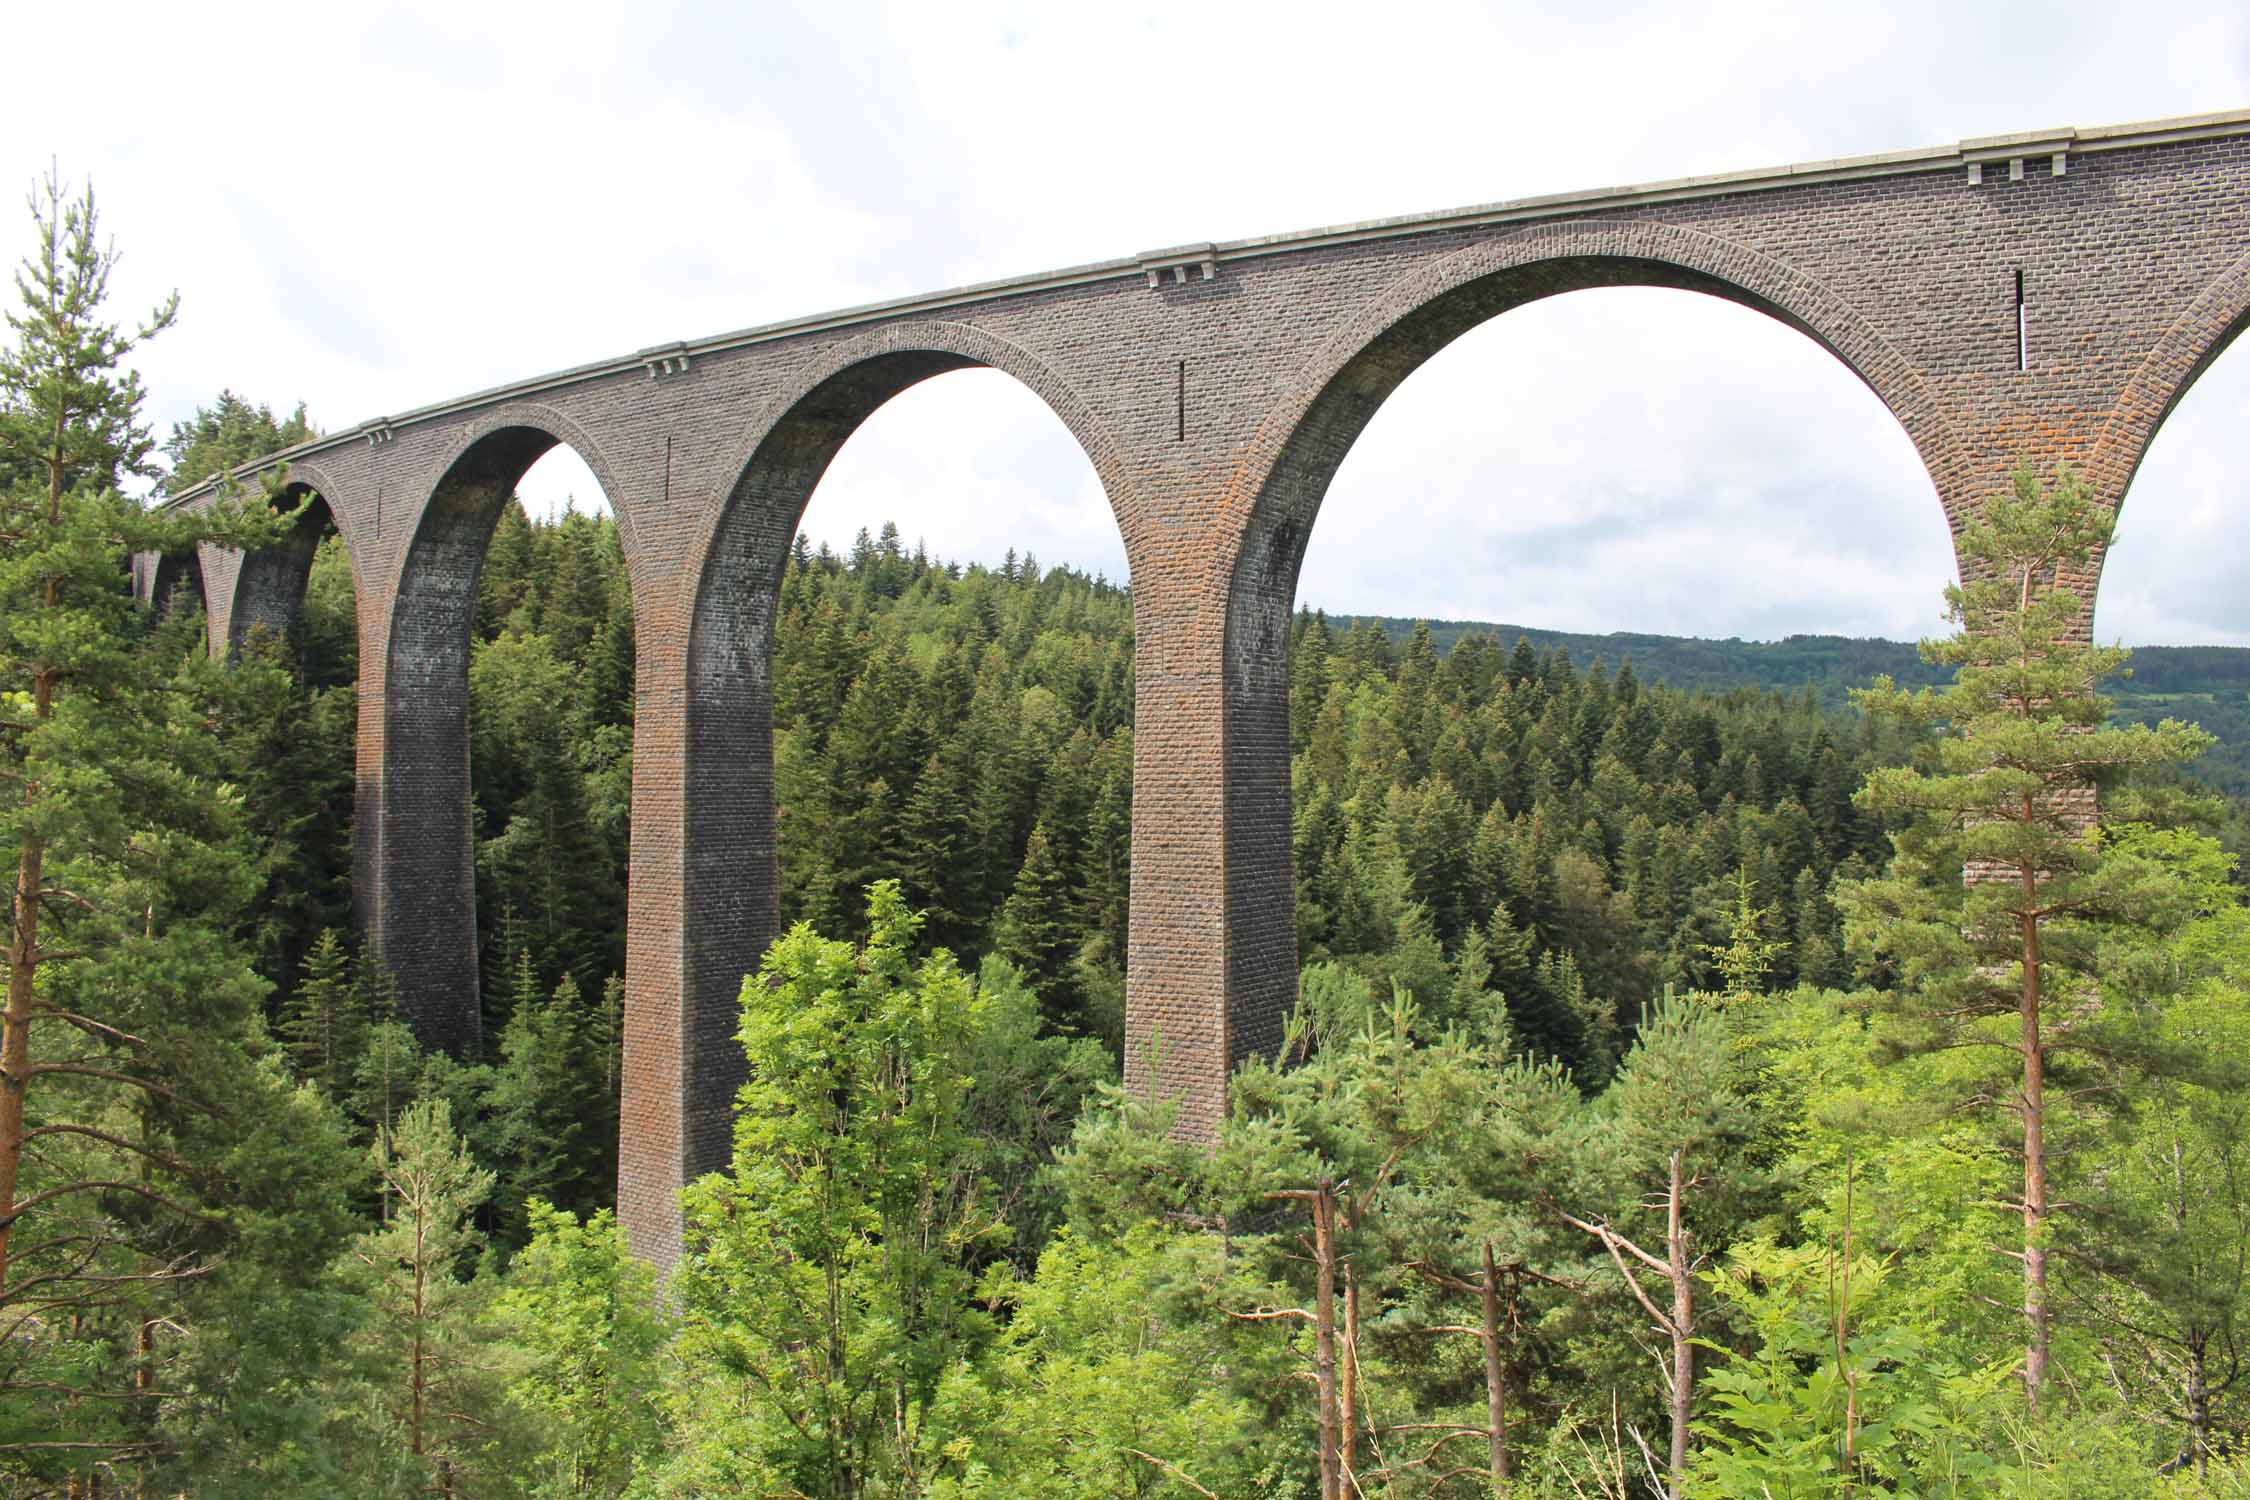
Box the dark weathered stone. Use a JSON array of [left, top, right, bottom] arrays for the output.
[[143, 111, 2250, 1270]]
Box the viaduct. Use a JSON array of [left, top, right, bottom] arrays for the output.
[[144, 109, 2250, 1269]]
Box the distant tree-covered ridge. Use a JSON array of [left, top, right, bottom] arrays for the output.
[[1345, 613, 2250, 795]]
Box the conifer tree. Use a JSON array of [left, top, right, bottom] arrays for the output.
[[1845, 461, 2213, 1412], [0, 169, 348, 1486], [279, 927, 366, 1098], [487, 963, 597, 1240], [994, 821, 1076, 1023], [211, 627, 357, 1003], [1562, 993, 1763, 1499], [351, 959, 422, 1142], [158, 389, 313, 493], [349, 1097, 501, 1493]]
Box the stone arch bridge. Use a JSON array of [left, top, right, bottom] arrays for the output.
[[144, 109, 2250, 1268]]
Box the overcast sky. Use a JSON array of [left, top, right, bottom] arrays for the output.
[[8, 1, 2247, 644]]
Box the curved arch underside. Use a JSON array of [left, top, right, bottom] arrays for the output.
[[378, 424, 578, 1056], [2091, 284, 2250, 643], [228, 486, 338, 654], [149, 549, 206, 623], [682, 350, 977, 1175], [2092, 248, 2250, 506], [1226, 234, 1960, 636]]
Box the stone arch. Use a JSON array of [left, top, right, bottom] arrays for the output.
[[146, 548, 207, 623], [1216, 219, 1964, 617], [277, 457, 369, 599], [661, 319, 1133, 1197], [2086, 246, 2250, 508], [376, 404, 628, 1057], [386, 403, 634, 600], [145, 457, 359, 657], [228, 479, 342, 656], [681, 318, 1141, 625], [1206, 219, 1967, 1068]]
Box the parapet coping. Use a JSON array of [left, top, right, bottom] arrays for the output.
[[165, 106, 2250, 507]]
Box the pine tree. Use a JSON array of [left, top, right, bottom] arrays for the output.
[[1702, 865, 1785, 1002], [995, 822, 1076, 1024], [351, 959, 422, 1142], [1562, 993, 1765, 1498], [487, 964, 597, 1241], [212, 627, 357, 1006], [279, 927, 366, 1097], [349, 1097, 501, 1493], [0, 169, 347, 1486], [1844, 462, 2214, 1412], [475, 501, 539, 640], [158, 389, 313, 494], [1220, 989, 1488, 1497]]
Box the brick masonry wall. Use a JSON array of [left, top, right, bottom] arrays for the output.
[[141, 122, 2250, 1271]]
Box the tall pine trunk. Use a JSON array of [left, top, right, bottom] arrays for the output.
[[1, 822, 37, 1299], [1664, 1150, 1694, 1498], [1312, 1184, 1342, 1500], [1341, 1259, 1360, 1486], [1481, 1242, 1511, 1493], [2187, 1335, 2211, 1478], [1563, 1151, 1699, 1500], [2020, 852, 2049, 1414], [0, 409, 67, 1300]]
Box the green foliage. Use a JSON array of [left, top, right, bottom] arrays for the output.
[[1689, 1242, 2020, 1498], [1287, 609, 1924, 1082], [925, 1227, 1295, 1497], [209, 629, 356, 1004], [957, 955, 1112, 1270], [159, 388, 313, 494], [1601, 991, 1770, 1232], [278, 928, 364, 1099], [489, 1202, 671, 1497], [657, 882, 1007, 1497], [1350, 611, 2250, 800], [1703, 866, 1786, 1001], [0, 168, 360, 1490], [487, 963, 605, 1241], [2070, 829, 2250, 1474], [342, 1097, 511, 1493]]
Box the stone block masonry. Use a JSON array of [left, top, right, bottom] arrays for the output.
[[145, 109, 2250, 1272]]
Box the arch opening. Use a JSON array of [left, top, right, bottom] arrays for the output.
[[147, 548, 206, 624], [2091, 307, 2250, 807], [2095, 306, 2250, 649], [685, 345, 1132, 1090], [382, 422, 632, 1120], [1300, 284, 1952, 640], [231, 484, 354, 668], [643, 343, 1133, 1257], [514, 443, 613, 524], [1229, 262, 1956, 1077]]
